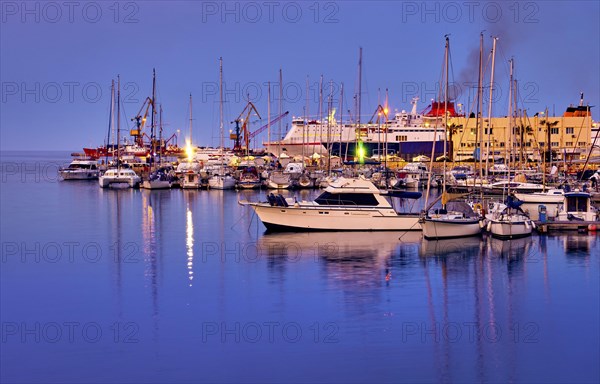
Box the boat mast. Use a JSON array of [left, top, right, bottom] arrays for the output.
[[159, 104, 163, 164], [485, 37, 498, 174], [442, 35, 449, 207], [106, 79, 115, 165], [117, 75, 121, 170], [507, 58, 513, 171], [219, 57, 224, 165], [189, 93, 193, 146], [278, 68, 283, 156], [477, 32, 484, 181], [339, 82, 344, 162], [304, 76, 308, 160], [267, 80, 271, 157], [328, 80, 334, 173], [358, 48, 362, 142], [151, 68, 156, 166], [424, 38, 445, 211], [384, 88, 389, 173], [377, 88, 381, 158], [318, 74, 323, 162], [506, 58, 514, 199]]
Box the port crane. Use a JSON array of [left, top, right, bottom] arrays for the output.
[[231, 108, 289, 154], [130, 96, 155, 146], [231, 101, 261, 154]]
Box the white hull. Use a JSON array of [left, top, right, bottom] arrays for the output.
[[520, 202, 562, 221], [297, 176, 313, 188], [251, 204, 421, 231], [266, 182, 291, 189], [265, 142, 328, 157], [556, 211, 598, 222], [99, 176, 140, 188], [514, 190, 564, 204], [421, 218, 482, 239], [141, 180, 171, 189], [182, 173, 201, 189], [238, 179, 261, 189], [60, 171, 99, 180], [208, 176, 236, 190], [487, 219, 533, 239]]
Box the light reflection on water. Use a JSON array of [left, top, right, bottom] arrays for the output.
[[1, 152, 599, 383]]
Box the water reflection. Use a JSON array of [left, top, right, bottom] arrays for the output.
[[104, 187, 125, 317], [186, 204, 194, 286], [564, 234, 594, 257]]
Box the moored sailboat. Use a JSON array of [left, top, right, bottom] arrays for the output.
[[208, 58, 236, 190], [420, 36, 482, 239]]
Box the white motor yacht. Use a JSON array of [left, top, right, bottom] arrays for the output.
[[243, 177, 422, 231], [59, 159, 99, 180]]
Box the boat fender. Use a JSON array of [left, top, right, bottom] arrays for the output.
[[486, 221, 492, 232], [531, 221, 536, 229], [524, 221, 530, 229]]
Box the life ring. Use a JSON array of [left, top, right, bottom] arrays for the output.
[[474, 203, 483, 212]]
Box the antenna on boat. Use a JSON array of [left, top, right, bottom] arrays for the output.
[[278, 68, 283, 156], [117, 75, 121, 171]]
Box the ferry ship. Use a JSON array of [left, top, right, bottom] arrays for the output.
[[265, 98, 459, 161]]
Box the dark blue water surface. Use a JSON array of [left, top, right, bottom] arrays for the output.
[[1, 151, 599, 383]]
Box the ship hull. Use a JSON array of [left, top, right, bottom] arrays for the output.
[[252, 204, 422, 231], [266, 141, 447, 161]]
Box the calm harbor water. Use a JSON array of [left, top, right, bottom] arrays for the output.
[[1, 151, 599, 383]]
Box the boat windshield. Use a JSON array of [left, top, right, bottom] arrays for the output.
[[314, 192, 379, 206], [69, 163, 96, 170], [566, 196, 588, 212]]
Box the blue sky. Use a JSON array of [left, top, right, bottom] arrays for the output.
[[1, 0, 599, 150]]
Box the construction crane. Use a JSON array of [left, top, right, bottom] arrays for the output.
[[130, 96, 154, 146], [231, 101, 261, 154]]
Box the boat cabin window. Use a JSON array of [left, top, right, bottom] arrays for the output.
[[566, 196, 588, 212], [315, 192, 379, 206]]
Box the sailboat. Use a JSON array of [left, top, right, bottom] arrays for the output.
[[266, 71, 292, 189], [99, 77, 141, 188], [181, 94, 202, 189], [420, 36, 482, 239], [141, 71, 172, 190], [485, 56, 534, 239], [208, 57, 236, 190]]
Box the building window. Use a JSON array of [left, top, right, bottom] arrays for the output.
[[540, 142, 545, 147], [551, 142, 559, 147], [550, 128, 559, 135], [566, 127, 574, 134], [578, 142, 586, 146], [484, 128, 493, 134], [565, 142, 573, 146], [499, 142, 505, 147]]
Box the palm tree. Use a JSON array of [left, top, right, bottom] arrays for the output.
[[446, 122, 462, 160], [540, 119, 559, 162]]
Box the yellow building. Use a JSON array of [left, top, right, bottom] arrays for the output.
[[449, 104, 596, 164]]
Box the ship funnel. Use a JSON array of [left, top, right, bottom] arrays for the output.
[[411, 97, 419, 115]]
